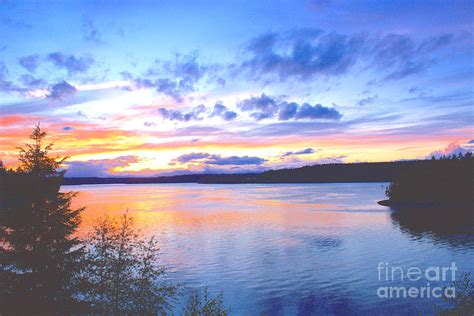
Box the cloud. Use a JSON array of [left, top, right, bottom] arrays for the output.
[[282, 148, 315, 157], [294, 103, 342, 120], [357, 95, 377, 106], [0, 62, 15, 92], [132, 51, 211, 102], [48, 52, 94, 75], [158, 104, 207, 122], [174, 152, 212, 163], [172, 152, 266, 166], [82, 18, 102, 44], [143, 121, 156, 127], [65, 155, 140, 177], [238, 94, 342, 121], [18, 54, 40, 72], [371, 33, 453, 81], [242, 30, 365, 80], [240, 29, 454, 82], [428, 141, 473, 159], [47, 81, 77, 100], [158, 102, 237, 122], [210, 102, 238, 121], [19, 74, 45, 88], [221, 110, 238, 121]]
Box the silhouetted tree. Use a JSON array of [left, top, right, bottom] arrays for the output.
[[0, 125, 85, 314], [79, 214, 177, 314], [183, 287, 229, 316]]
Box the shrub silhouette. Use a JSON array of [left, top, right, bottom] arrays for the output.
[[183, 287, 229, 316], [79, 214, 177, 314]]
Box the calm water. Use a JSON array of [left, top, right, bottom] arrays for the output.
[[67, 183, 474, 315]]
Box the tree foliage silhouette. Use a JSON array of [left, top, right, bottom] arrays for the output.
[[0, 125, 85, 314], [79, 214, 177, 314], [385, 154, 474, 205], [183, 287, 229, 316]]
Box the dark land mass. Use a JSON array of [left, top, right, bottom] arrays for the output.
[[63, 160, 435, 185], [379, 155, 473, 209]]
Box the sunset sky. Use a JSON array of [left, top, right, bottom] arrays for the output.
[[1, 0, 473, 177]]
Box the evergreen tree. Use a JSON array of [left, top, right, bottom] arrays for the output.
[[0, 125, 85, 314]]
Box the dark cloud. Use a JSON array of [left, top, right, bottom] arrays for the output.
[[18, 54, 40, 72], [294, 103, 342, 120], [278, 102, 298, 120], [211, 102, 238, 121], [357, 95, 377, 106], [238, 93, 278, 112], [174, 152, 212, 163], [242, 31, 365, 80], [172, 152, 266, 166], [208, 155, 266, 165], [282, 148, 316, 157], [48, 52, 94, 75], [158, 102, 237, 122], [158, 104, 207, 122], [222, 110, 238, 121], [238, 94, 342, 121], [241, 29, 454, 82], [62, 126, 73, 131], [47, 81, 77, 100]]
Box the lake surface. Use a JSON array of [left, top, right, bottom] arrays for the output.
[[67, 183, 474, 315]]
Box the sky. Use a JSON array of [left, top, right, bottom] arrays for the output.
[[0, 0, 473, 177]]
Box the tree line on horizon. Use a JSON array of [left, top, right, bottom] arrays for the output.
[[199, 154, 474, 184], [0, 125, 229, 315]]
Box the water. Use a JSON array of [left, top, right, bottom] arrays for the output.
[[67, 183, 474, 315]]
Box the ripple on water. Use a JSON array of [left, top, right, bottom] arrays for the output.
[[67, 183, 474, 315]]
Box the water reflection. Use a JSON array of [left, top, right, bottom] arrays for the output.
[[64, 183, 474, 315], [390, 207, 474, 249]]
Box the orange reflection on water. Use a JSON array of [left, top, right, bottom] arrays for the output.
[[69, 183, 388, 238]]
